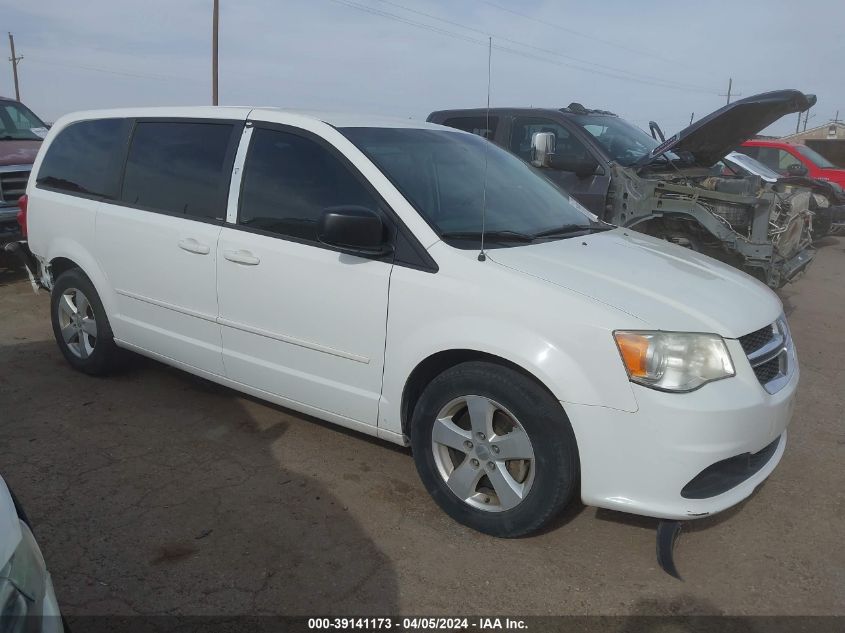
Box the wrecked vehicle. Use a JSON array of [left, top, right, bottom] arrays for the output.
[[429, 90, 817, 288], [721, 150, 845, 239]]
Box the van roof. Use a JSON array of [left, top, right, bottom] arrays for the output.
[[53, 106, 446, 130]]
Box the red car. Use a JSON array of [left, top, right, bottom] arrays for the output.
[[739, 139, 845, 187]]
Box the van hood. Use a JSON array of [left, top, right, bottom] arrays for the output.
[[637, 90, 815, 168], [0, 139, 40, 166], [488, 229, 782, 338]]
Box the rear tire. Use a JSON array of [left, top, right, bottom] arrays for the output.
[[410, 361, 579, 537], [50, 268, 121, 375]]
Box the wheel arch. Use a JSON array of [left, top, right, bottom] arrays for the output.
[[400, 348, 563, 437], [44, 239, 117, 319]]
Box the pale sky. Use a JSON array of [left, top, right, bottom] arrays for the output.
[[2, 0, 843, 137]]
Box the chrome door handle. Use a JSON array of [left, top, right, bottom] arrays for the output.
[[178, 238, 210, 255], [223, 249, 260, 266]]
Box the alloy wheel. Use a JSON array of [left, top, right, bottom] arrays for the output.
[[56, 287, 97, 359], [431, 395, 535, 512]]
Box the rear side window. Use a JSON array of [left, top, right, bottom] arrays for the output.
[[37, 119, 131, 198], [441, 116, 498, 140], [238, 128, 379, 242], [121, 121, 236, 220]]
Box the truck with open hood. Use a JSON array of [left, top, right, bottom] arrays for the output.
[[429, 90, 817, 288]]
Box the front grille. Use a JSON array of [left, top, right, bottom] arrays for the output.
[[0, 169, 30, 206], [754, 356, 781, 384], [739, 325, 775, 355], [738, 318, 792, 394]]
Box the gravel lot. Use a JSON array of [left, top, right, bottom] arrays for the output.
[[0, 238, 843, 617]]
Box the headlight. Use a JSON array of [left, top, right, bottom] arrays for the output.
[[0, 521, 47, 624], [613, 331, 735, 392]]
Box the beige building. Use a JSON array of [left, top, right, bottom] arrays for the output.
[[782, 121, 845, 143]]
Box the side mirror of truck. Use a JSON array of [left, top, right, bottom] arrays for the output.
[[786, 163, 808, 177], [530, 132, 556, 168]]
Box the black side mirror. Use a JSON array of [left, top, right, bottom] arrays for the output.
[[786, 163, 808, 177], [317, 206, 392, 256]]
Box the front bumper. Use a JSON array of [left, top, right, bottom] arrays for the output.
[[0, 204, 22, 245], [565, 339, 798, 520]]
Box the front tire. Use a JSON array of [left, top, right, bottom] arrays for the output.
[[51, 268, 120, 375], [410, 361, 579, 537]]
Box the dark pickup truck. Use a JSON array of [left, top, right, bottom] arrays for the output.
[[429, 90, 817, 288]]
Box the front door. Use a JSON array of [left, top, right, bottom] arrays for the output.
[[217, 124, 393, 425]]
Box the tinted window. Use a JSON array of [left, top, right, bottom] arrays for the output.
[[121, 121, 235, 220], [442, 116, 498, 140], [37, 119, 131, 198], [510, 118, 593, 168], [239, 128, 379, 242]]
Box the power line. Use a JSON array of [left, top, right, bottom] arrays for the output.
[[474, 0, 684, 67], [25, 56, 199, 82], [329, 0, 720, 95], [373, 0, 716, 93]]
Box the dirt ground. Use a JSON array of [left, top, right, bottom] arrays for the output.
[[0, 238, 843, 617]]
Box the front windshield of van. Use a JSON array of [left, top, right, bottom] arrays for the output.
[[341, 127, 599, 245], [573, 115, 681, 166]]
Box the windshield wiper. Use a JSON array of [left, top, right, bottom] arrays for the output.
[[532, 223, 613, 239], [440, 230, 535, 242]]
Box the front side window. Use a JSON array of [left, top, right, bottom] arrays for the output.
[[0, 101, 47, 141], [238, 128, 380, 242], [121, 121, 235, 220], [341, 127, 594, 242], [510, 118, 591, 167], [37, 118, 131, 198]]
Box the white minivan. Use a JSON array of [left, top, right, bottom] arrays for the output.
[[19, 107, 798, 537]]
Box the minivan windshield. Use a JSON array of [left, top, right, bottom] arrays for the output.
[[340, 127, 598, 245], [0, 101, 47, 141], [572, 114, 681, 166], [794, 144, 836, 169]]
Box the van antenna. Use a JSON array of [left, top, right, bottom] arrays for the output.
[[478, 36, 492, 262]]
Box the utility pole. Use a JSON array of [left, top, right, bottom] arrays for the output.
[[212, 0, 219, 106], [795, 112, 801, 134], [720, 78, 741, 105], [7, 32, 22, 101]]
